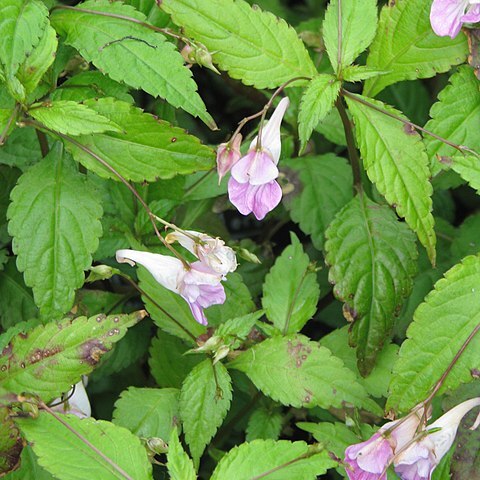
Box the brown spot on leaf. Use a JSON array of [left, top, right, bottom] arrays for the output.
[[471, 368, 480, 379], [96, 315, 106, 323], [303, 389, 313, 404], [343, 303, 358, 323], [81, 340, 109, 366], [171, 137, 177, 143], [287, 339, 312, 368], [28, 346, 62, 365], [1, 344, 12, 357], [403, 124, 416, 135]]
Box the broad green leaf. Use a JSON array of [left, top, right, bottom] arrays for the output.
[[0, 407, 22, 475], [160, 0, 317, 88], [345, 94, 436, 264], [4, 445, 54, 480], [246, 405, 282, 441], [324, 194, 417, 375], [29, 100, 122, 136], [364, 0, 468, 97], [451, 214, 480, 260], [425, 67, 480, 174], [315, 108, 347, 146], [216, 311, 264, 342], [180, 359, 232, 464], [283, 155, 353, 250], [16, 413, 153, 480], [444, 155, 480, 194], [50, 0, 215, 127], [0, 0, 48, 76], [113, 387, 179, 441], [451, 409, 480, 480], [167, 428, 196, 480], [262, 233, 320, 334], [0, 310, 145, 400], [149, 331, 202, 388], [8, 145, 103, 319], [230, 334, 382, 415], [387, 255, 480, 414], [298, 75, 341, 151], [0, 127, 42, 170], [342, 65, 388, 83], [211, 440, 337, 480], [65, 98, 215, 182], [16, 24, 57, 95], [322, 0, 377, 74], [0, 84, 17, 139]]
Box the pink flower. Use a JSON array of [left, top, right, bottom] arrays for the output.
[[394, 397, 480, 480], [115, 249, 226, 325], [51, 379, 91, 419], [216, 133, 242, 183], [430, 0, 480, 38], [228, 97, 289, 220]]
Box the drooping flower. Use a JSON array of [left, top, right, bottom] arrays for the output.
[[394, 397, 480, 480], [228, 97, 290, 220], [51, 379, 91, 419], [216, 133, 242, 183], [116, 249, 225, 325], [430, 0, 480, 38], [165, 230, 237, 277]]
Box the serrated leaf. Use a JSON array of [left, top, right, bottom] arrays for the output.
[[342, 65, 388, 82], [298, 74, 341, 151], [246, 405, 282, 441], [113, 387, 179, 441], [324, 194, 417, 375], [16, 413, 153, 480], [180, 359, 232, 464], [0, 127, 42, 170], [29, 100, 122, 136], [364, 0, 468, 97], [7, 145, 103, 319], [315, 108, 347, 146], [216, 311, 264, 341], [160, 0, 317, 88], [0, 0, 48, 77], [345, 94, 436, 264], [0, 84, 17, 139], [283, 154, 353, 250], [50, 0, 215, 127], [65, 97, 215, 182], [425, 67, 480, 175], [387, 255, 480, 414], [262, 233, 320, 334], [322, 0, 377, 74], [167, 428, 196, 480], [0, 310, 145, 401], [230, 334, 382, 415], [451, 214, 480, 260], [211, 439, 337, 480], [444, 155, 480, 194]]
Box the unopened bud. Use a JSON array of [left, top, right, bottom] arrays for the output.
[[147, 437, 168, 455], [213, 345, 230, 364], [181, 42, 220, 74], [217, 133, 242, 184], [86, 264, 118, 282]]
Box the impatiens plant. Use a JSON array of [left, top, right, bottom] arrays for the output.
[[0, 0, 479, 479]]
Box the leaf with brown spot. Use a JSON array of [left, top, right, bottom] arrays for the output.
[[0, 406, 23, 476], [0, 311, 146, 401]]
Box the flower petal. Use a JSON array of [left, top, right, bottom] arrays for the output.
[[252, 180, 282, 220], [430, 0, 470, 38]]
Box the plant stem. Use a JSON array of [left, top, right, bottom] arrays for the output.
[[36, 129, 50, 157]]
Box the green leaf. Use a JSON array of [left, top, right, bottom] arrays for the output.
[[283, 154, 353, 250], [451, 409, 480, 480], [322, 0, 377, 74], [4, 445, 54, 480], [29, 100, 122, 136], [298, 75, 341, 151], [50, 0, 215, 128], [160, 0, 317, 88], [324, 194, 417, 375], [211, 440, 337, 480], [342, 65, 388, 83], [246, 405, 282, 441], [387, 254, 480, 414], [345, 94, 436, 265], [262, 233, 320, 334], [0, 127, 42, 170], [0, 310, 145, 401], [113, 387, 179, 441], [216, 311, 264, 342], [230, 334, 382, 414], [451, 214, 480, 260], [314, 108, 347, 146], [7, 145, 103, 319], [364, 0, 468, 97], [167, 428, 196, 480], [65, 97, 215, 182], [16, 24, 57, 96], [180, 359, 232, 464], [444, 155, 480, 194], [425, 67, 480, 174], [16, 413, 153, 480], [0, 407, 22, 475], [0, 0, 48, 77], [0, 84, 17, 139]]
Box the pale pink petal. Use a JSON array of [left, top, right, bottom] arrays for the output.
[[430, 0, 470, 37], [345, 433, 391, 479], [228, 178, 253, 215], [231, 149, 278, 184], [252, 181, 282, 220], [217, 133, 242, 183], [461, 4, 480, 22]]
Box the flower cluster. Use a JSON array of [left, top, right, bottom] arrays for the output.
[[216, 97, 290, 221], [345, 397, 480, 480], [430, 0, 480, 38], [116, 230, 237, 326]]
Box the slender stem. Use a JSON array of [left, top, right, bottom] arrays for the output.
[[40, 403, 135, 480], [48, 384, 76, 409], [335, 96, 362, 190], [337, 0, 343, 75], [0, 104, 19, 145], [250, 451, 314, 480], [36, 129, 50, 157]]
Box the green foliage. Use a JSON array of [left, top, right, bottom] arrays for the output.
[[167, 428, 196, 480], [0, 127, 43, 170], [322, 0, 377, 74], [325, 194, 417, 375], [388, 255, 480, 414], [364, 0, 468, 97], [8, 145, 103, 319], [345, 94, 436, 264], [446, 155, 480, 194], [180, 359, 232, 464], [0, 407, 22, 475], [451, 409, 480, 479], [0, 310, 144, 400], [262, 233, 320, 334], [246, 404, 282, 441], [451, 214, 480, 260], [3, 445, 54, 480], [160, 0, 317, 88], [50, 0, 215, 127], [211, 440, 337, 479], [16, 413, 153, 480]]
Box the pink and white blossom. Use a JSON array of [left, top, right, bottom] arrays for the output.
[[216, 133, 242, 183], [430, 0, 480, 38]]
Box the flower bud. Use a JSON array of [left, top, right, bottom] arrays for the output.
[[216, 133, 242, 183], [181, 42, 220, 74]]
